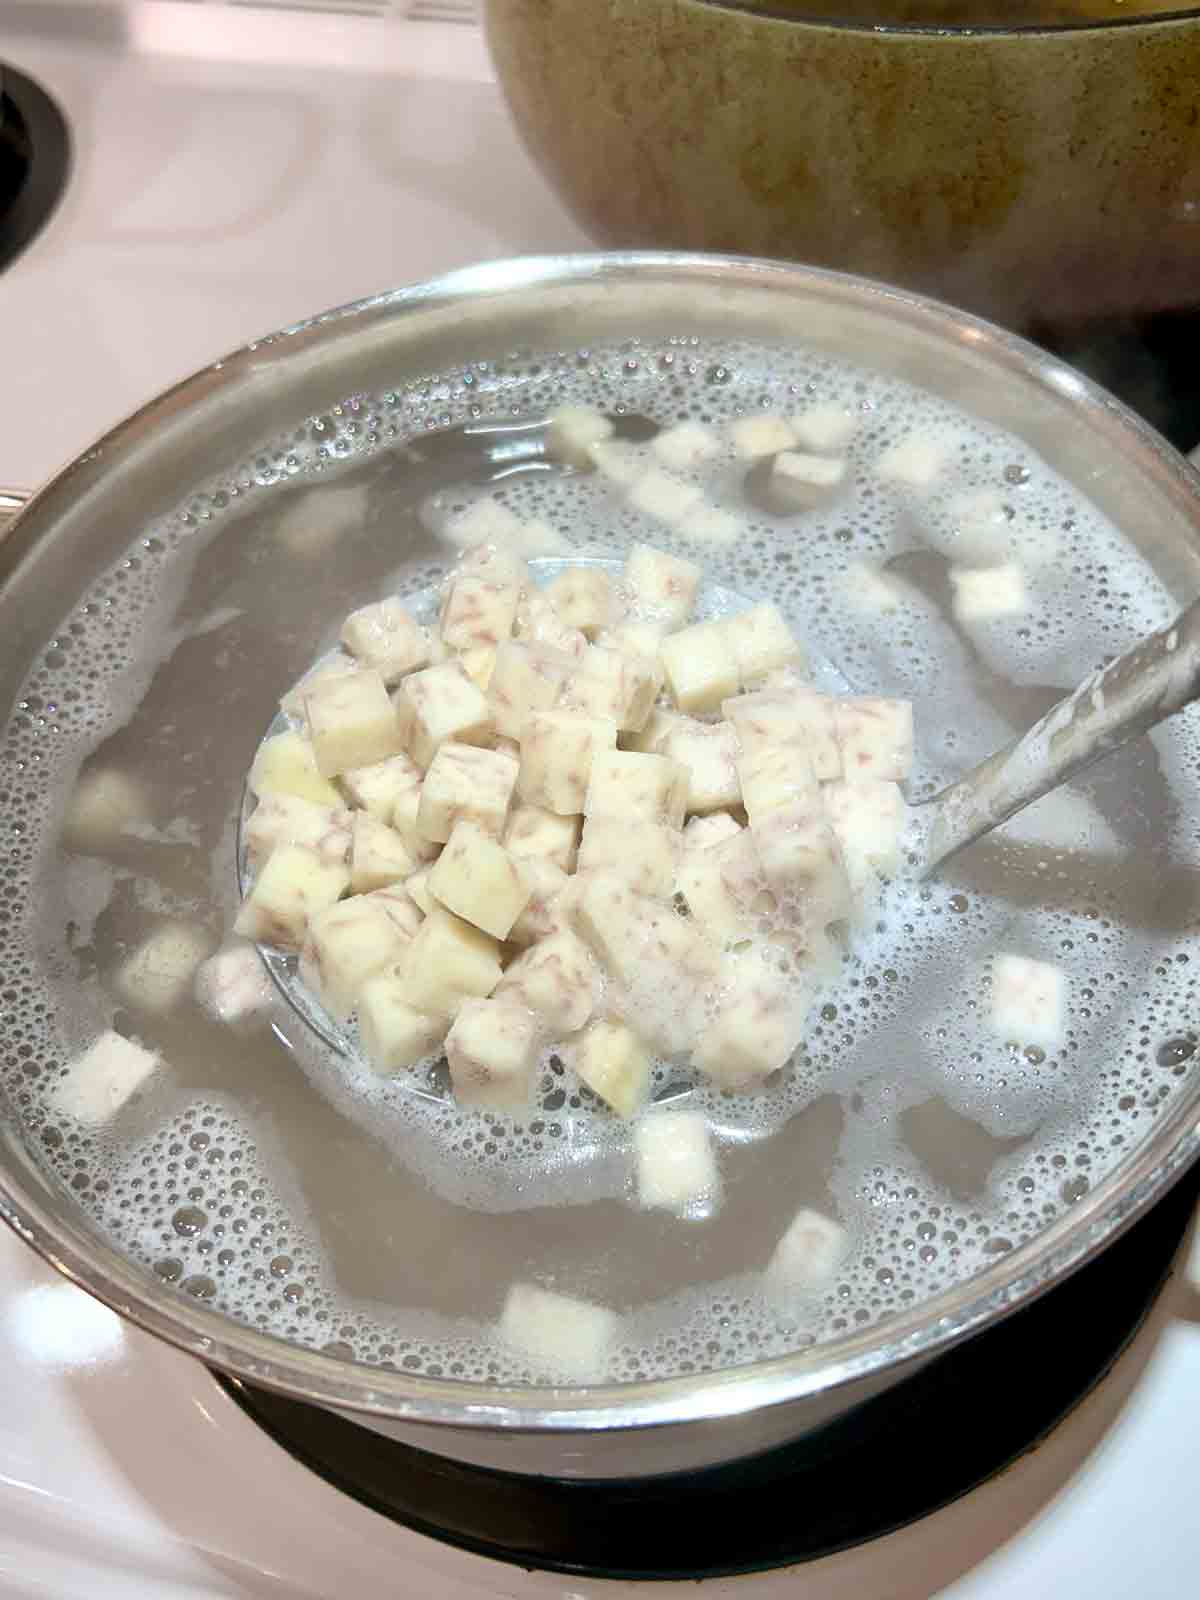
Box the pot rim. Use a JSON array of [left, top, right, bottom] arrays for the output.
[[691, 0, 1200, 38], [3, 249, 1200, 1437]]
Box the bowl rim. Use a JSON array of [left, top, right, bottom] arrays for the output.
[[691, 0, 1200, 37], [2, 248, 1200, 1436]]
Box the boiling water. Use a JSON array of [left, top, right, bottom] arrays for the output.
[[3, 333, 1200, 1386]]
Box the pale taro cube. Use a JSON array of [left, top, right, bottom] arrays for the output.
[[683, 812, 744, 852], [726, 684, 840, 780], [570, 880, 721, 1054], [660, 622, 739, 714], [572, 1017, 652, 1117], [783, 922, 843, 981], [660, 720, 741, 815], [404, 867, 435, 917], [195, 945, 273, 1025], [635, 1112, 720, 1214], [833, 697, 914, 782], [357, 974, 445, 1074], [445, 997, 540, 1110], [730, 414, 796, 460], [990, 954, 1066, 1051], [720, 602, 805, 688], [242, 797, 347, 870], [499, 1284, 618, 1382], [50, 1031, 160, 1126], [514, 588, 588, 662], [443, 496, 524, 551], [622, 705, 687, 756], [568, 874, 654, 985], [350, 812, 419, 893], [766, 1208, 849, 1294], [561, 645, 661, 733], [504, 802, 581, 872], [514, 516, 571, 559], [792, 402, 859, 454], [692, 947, 810, 1090], [487, 640, 571, 740], [234, 844, 350, 949], [650, 420, 722, 470], [244, 793, 352, 867], [280, 656, 360, 722], [455, 541, 530, 591], [395, 907, 502, 1017], [63, 768, 149, 849], [627, 470, 705, 527], [394, 660, 494, 770], [753, 807, 851, 925], [440, 573, 521, 652], [497, 929, 599, 1034], [938, 488, 1013, 568], [609, 902, 722, 1056], [736, 743, 821, 824], [508, 858, 570, 946], [116, 921, 213, 1014], [722, 682, 812, 760], [305, 668, 402, 778], [950, 563, 1027, 622], [518, 711, 618, 816], [461, 647, 501, 692], [299, 895, 408, 1019], [587, 438, 643, 485], [597, 620, 666, 663], [676, 829, 764, 944], [249, 730, 343, 808], [339, 751, 423, 822], [545, 567, 618, 638], [585, 750, 688, 828], [392, 787, 441, 869], [875, 433, 952, 491], [577, 815, 681, 898], [682, 503, 743, 547], [364, 885, 424, 940], [273, 483, 367, 558], [546, 404, 614, 467], [427, 820, 531, 940], [623, 543, 701, 628], [822, 779, 906, 909], [416, 742, 518, 844], [770, 450, 847, 511], [341, 597, 430, 684]]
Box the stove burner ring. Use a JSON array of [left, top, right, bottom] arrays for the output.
[[0, 65, 71, 274], [218, 1165, 1197, 1580]]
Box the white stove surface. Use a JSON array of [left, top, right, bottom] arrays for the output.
[[2, 6, 1200, 1596]]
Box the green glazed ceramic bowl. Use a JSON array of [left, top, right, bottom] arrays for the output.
[[485, 0, 1200, 331]]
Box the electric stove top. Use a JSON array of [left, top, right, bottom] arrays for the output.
[[1, 8, 1199, 1599]]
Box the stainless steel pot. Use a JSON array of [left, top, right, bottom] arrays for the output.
[[2, 253, 1199, 1481]]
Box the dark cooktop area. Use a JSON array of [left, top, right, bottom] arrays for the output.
[[1040, 313, 1200, 457], [0, 63, 69, 275]]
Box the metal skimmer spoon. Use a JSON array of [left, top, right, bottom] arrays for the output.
[[914, 596, 1200, 875]]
